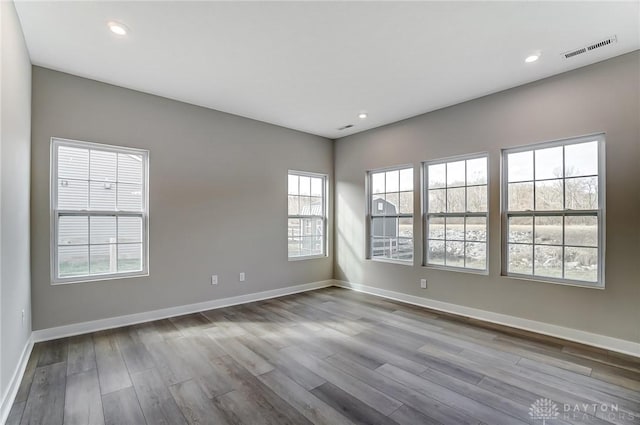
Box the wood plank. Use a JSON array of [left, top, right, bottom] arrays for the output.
[[205, 328, 274, 376], [131, 368, 188, 425], [169, 379, 230, 425], [376, 363, 529, 425], [419, 344, 634, 425], [281, 346, 402, 416], [169, 313, 215, 336], [15, 343, 43, 403], [134, 318, 182, 345], [67, 334, 96, 376], [64, 368, 104, 425], [388, 404, 441, 425], [36, 339, 68, 367], [237, 333, 326, 390], [325, 353, 482, 425], [20, 362, 66, 425], [94, 331, 132, 394], [214, 380, 313, 425], [193, 355, 237, 399], [310, 382, 398, 425], [113, 327, 155, 375], [6, 402, 25, 425], [147, 339, 194, 386], [102, 386, 146, 425], [257, 369, 355, 425]]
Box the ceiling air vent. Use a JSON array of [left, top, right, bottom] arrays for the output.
[[563, 35, 617, 59], [338, 124, 354, 131]]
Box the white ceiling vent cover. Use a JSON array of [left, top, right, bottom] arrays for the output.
[[562, 35, 617, 59]]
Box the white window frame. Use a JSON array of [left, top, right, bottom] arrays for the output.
[[287, 170, 328, 260], [366, 164, 415, 265], [423, 153, 489, 273], [501, 133, 606, 288], [50, 137, 150, 284]]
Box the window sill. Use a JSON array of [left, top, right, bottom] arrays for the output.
[[52, 271, 149, 285], [501, 273, 604, 290], [369, 257, 414, 266], [288, 254, 328, 262], [422, 264, 488, 276]]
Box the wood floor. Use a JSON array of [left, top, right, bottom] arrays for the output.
[[8, 287, 640, 425]]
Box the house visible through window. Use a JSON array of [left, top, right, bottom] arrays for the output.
[[288, 171, 327, 259], [368, 166, 414, 262], [424, 155, 488, 271], [502, 134, 605, 286], [51, 138, 149, 283]]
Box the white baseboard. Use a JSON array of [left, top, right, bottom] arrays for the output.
[[32, 280, 333, 342], [1, 335, 34, 425], [334, 280, 640, 358]]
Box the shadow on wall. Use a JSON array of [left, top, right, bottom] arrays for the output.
[[335, 182, 365, 284]]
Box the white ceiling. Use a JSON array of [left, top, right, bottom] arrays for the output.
[[15, 1, 640, 139]]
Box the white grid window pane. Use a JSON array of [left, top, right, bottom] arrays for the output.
[[90, 216, 116, 244], [466, 157, 487, 185], [446, 161, 465, 187], [118, 183, 143, 211], [368, 166, 413, 262], [425, 156, 488, 271], [299, 176, 311, 196], [428, 164, 446, 189], [386, 170, 399, 192], [90, 244, 116, 275], [58, 216, 88, 246], [118, 244, 143, 272], [90, 181, 117, 210], [118, 153, 144, 184], [503, 137, 604, 286], [535, 146, 563, 180], [288, 172, 327, 259], [58, 179, 88, 209], [58, 146, 89, 180], [565, 141, 598, 177], [371, 172, 385, 194], [90, 150, 117, 182], [118, 217, 143, 243], [507, 151, 533, 182], [58, 245, 89, 277], [310, 177, 323, 197], [53, 139, 148, 283]]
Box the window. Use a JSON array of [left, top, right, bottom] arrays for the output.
[[368, 166, 414, 262], [288, 171, 327, 259], [502, 134, 605, 287], [51, 138, 149, 284], [424, 154, 488, 271]]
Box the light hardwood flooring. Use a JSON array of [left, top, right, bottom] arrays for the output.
[[8, 287, 640, 425]]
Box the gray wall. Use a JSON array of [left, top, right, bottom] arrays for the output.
[[334, 51, 640, 343], [1, 0, 32, 401], [31, 67, 333, 330]]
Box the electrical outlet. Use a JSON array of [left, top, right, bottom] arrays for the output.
[[21, 309, 25, 325], [211, 275, 218, 285], [239, 272, 245, 282], [420, 279, 427, 289]]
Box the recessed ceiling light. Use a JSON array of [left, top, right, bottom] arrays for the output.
[[525, 54, 540, 63], [108, 21, 128, 36], [358, 112, 368, 119]]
